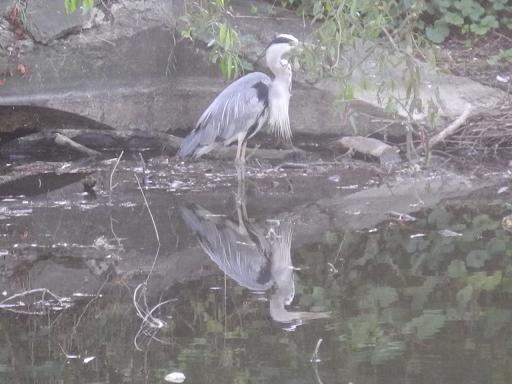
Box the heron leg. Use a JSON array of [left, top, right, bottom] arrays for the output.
[[240, 140, 248, 164], [235, 163, 247, 233], [235, 135, 243, 164]]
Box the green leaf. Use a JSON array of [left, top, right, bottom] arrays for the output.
[[64, 0, 78, 14], [83, 0, 94, 10], [425, 21, 450, 43]]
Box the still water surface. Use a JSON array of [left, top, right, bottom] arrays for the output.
[[0, 159, 511, 384]]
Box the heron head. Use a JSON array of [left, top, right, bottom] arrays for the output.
[[265, 34, 299, 73]]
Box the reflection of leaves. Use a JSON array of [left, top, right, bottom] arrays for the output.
[[402, 311, 446, 340], [447, 260, 467, 278], [361, 287, 398, 309], [371, 339, 405, 365], [427, 206, 452, 228], [501, 277, 512, 293], [407, 276, 440, 311], [467, 271, 502, 291], [473, 214, 500, 231], [456, 284, 473, 311], [466, 250, 490, 269], [349, 314, 381, 349], [355, 236, 379, 266], [483, 309, 512, 338]]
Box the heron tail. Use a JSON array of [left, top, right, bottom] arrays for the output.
[[177, 129, 202, 158]]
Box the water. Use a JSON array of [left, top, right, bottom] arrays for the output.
[[1, 155, 512, 384]]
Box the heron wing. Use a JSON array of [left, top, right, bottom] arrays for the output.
[[178, 72, 271, 158]]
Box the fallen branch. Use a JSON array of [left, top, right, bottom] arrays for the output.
[[430, 103, 473, 148], [0, 288, 71, 315], [9, 128, 306, 161], [54, 133, 101, 157]]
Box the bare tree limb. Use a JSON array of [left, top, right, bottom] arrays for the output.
[[430, 104, 473, 148], [54, 133, 101, 157]]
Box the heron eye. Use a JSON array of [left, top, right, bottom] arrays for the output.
[[280, 59, 288, 67]]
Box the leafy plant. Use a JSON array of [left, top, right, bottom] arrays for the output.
[[64, 0, 94, 14], [423, 0, 511, 42], [181, 0, 250, 81], [488, 48, 512, 65]]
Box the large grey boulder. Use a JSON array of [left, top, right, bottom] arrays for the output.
[[23, 0, 89, 44]]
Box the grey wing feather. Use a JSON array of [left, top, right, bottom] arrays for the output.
[[178, 72, 271, 158]]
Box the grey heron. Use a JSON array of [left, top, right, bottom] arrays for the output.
[[178, 34, 299, 163], [180, 201, 330, 328]]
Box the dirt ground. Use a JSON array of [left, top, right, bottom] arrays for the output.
[[441, 29, 512, 92], [437, 29, 512, 161]]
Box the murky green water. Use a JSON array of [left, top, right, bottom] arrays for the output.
[[1, 157, 512, 384]]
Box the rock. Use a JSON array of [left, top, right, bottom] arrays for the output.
[[337, 136, 401, 165], [24, 0, 89, 44], [0, 0, 507, 139]]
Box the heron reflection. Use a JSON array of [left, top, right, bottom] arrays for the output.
[[180, 200, 330, 329]]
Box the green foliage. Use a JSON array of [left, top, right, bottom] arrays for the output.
[[488, 48, 512, 65], [181, 0, 250, 81], [64, 0, 94, 14], [424, 0, 511, 42]]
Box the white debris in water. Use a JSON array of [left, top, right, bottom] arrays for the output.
[[328, 175, 340, 183], [120, 202, 137, 207], [2, 291, 7, 296], [438, 229, 463, 237], [386, 211, 416, 222], [496, 74, 510, 83], [169, 180, 185, 189], [345, 210, 361, 216], [73, 292, 100, 298], [367, 228, 379, 233], [497, 186, 509, 195], [410, 233, 426, 238], [83, 356, 95, 364], [165, 372, 186, 383], [339, 184, 359, 190]]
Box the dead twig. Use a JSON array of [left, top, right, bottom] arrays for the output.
[[109, 150, 124, 204], [0, 288, 71, 315], [54, 133, 101, 157], [430, 103, 473, 148]]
